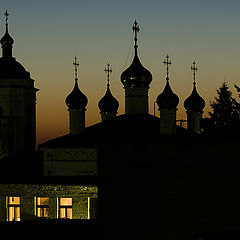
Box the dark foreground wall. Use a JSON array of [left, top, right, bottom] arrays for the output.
[[98, 136, 240, 240]]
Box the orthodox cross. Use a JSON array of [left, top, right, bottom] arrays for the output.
[[4, 10, 9, 26], [73, 56, 79, 80], [191, 61, 198, 85], [163, 54, 171, 80], [104, 63, 112, 86], [132, 20, 140, 48]]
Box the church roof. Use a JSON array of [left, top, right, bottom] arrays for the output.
[[39, 114, 188, 149]]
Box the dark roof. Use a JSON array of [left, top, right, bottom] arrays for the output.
[[39, 113, 188, 148]]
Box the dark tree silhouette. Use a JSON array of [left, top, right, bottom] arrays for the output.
[[234, 84, 240, 98], [209, 82, 240, 135]]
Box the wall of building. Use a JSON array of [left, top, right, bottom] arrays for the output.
[[0, 184, 97, 221], [43, 147, 97, 176]]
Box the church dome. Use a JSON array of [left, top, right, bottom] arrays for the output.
[[98, 85, 119, 114], [0, 12, 30, 79], [65, 80, 88, 110], [184, 84, 205, 112], [121, 20, 152, 88], [0, 57, 30, 79], [156, 79, 179, 109], [121, 54, 152, 88]]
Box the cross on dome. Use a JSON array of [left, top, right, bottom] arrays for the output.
[[163, 54, 172, 80], [4, 10, 9, 26], [191, 61, 198, 85], [104, 63, 112, 86], [132, 20, 139, 49], [73, 56, 79, 81]]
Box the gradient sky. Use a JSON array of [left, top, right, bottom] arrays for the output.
[[1, 0, 240, 146]]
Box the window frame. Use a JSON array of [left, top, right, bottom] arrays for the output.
[[7, 196, 20, 221], [58, 198, 72, 219]]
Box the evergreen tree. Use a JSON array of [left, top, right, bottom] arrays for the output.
[[209, 82, 240, 134]]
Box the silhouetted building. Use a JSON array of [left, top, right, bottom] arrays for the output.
[[0, 11, 38, 158], [2, 13, 240, 240], [0, 12, 97, 235]]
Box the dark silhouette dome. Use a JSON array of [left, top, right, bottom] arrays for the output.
[[184, 85, 205, 112], [0, 57, 30, 79], [1, 26, 14, 47], [65, 80, 88, 110], [156, 79, 179, 109], [0, 20, 30, 79], [121, 54, 152, 88], [98, 86, 119, 114]]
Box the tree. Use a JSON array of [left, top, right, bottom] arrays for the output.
[[209, 82, 240, 134]]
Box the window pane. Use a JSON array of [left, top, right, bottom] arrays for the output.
[[37, 197, 49, 205], [15, 207, 20, 221], [8, 207, 14, 221], [60, 198, 72, 206], [8, 206, 20, 221], [60, 208, 65, 218], [8, 197, 20, 205], [67, 208, 72, 219]]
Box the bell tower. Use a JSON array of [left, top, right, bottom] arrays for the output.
[[0, 11, 38, 158]]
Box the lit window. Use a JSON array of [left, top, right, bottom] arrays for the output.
[[7, 197, 20, 221], [59, 198, 72, 219], [36, 197, 49, 219]]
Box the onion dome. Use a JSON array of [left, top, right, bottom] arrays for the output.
[[1, 11, 14, 58], [98, 63, 119, 114], [65, 57, 87, 110], [0, 11, 30, 79], [184, 61, 205, 112], [156, 78, 179, 109], [65, 79, 88, 110], [98, 85, 119, 114], [121, 20, 152, 88], [1, 24, 14, 48], [156, 55, 179, 109], [184, 84, 205, 112]]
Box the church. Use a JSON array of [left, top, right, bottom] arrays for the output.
[[0, 11, 240, 240]]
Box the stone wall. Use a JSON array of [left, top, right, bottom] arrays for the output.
[[0, 184, 97, 221]]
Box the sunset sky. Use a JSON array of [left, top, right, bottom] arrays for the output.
[[1, 0, 240, 146]]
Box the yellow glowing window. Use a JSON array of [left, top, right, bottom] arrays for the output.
[[59, 198, 72, 219], [36, 197, 49, 219], [7, 197, 20, 221]]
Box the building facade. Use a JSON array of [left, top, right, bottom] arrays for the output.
[[0, 184, 97, 221]]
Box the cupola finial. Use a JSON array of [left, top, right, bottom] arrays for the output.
[[191, 61, 198, 86], [73, 56, 79, 81], [1, 10, 14, 58], [163, 54, 171, 80], [104, 63, 112, 87], [132, 20, 139, 54], [4, 10, 9, 27]]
